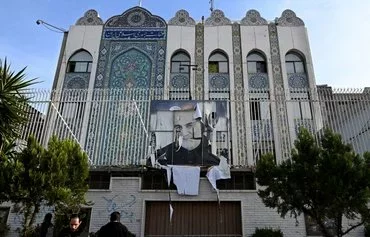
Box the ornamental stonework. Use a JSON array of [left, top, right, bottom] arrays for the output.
[[76, 9, 104, 25], [105, 7, 166, 28], [268, 23, 291, 159], [231, 23, 248, 165], [205, 10, 231, 26], [276, 9, 304, 27], [168, 10, 196, 26], [240, 10, 267, 26], [194, 23, 204, 100], [64, 73, 89, 89]]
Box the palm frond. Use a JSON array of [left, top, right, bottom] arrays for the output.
[[0, 57, 38, 148]]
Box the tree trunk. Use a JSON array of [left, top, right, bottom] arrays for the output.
[[318, 220, 335, 237], [22, 205, 31, 237], [336, 215, 343, 237], [29, 203, 40, 230], [21, 203, 40, 237]]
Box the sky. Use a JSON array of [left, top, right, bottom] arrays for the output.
[[1, 0, 369, 89]]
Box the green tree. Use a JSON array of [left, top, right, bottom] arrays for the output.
[[10, 136, 90, 237], [256, 128, 370, 237], [0, 58, 37, 203], [0, 58, 36, 150]]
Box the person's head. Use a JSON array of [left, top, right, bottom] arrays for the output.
[[69, 214, 81, 232], [110, 212, 120, 222], [44, 213, 52, 223], [174, 111, 202, 140]]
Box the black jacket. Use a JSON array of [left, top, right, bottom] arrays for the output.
[[98, 222, 135, 237], [155, 136, 220, 166], [58, 227, 82, 237]]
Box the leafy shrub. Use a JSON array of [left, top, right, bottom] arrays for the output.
[[365, 223, 370, 237], [251, 227, 284, 237], [0, 222, 10, 236]]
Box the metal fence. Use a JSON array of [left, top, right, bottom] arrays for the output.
[[19, 87, 370, 167]]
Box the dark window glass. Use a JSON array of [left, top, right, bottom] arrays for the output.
[[67, 61, 92, 73], [256, 61, 267, 73], [88, 172, 110, 189]]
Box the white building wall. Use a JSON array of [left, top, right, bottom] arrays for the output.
[[204, 25, 234, 98], [165, 25, 196, 98], [51, 25, 103, 148], [240, 25, 283, 165], [87, 178, 307, 237], [2, 177, 365, 237], [203, 25, 239, 164], [55, 25, 103, 90], [277, 26, 322, 145]]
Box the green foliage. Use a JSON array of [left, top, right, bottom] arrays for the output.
[[365, 222, 370, 237], [0, 58, 37, 203], [0, 222, 10, 236], [9, 136, 90, 237], [256, 128, 370, 237], [0, 57, 37, 149], [251, 228, 283, 237], [0, 139, 23, 202]]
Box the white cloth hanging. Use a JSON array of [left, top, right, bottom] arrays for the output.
[[170, 165, 200, 195], [206, 156, 231, 196]]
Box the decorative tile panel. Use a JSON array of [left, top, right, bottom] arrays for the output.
[[288, 73, 309, 88], [194, 23, 204, 100], [209, 73, 229, 90], [85, 91, 150, 166], [87, 7, 167, 165], [170, 73, 190, 88], [205, 10, 231, 26], [110, 49, 151, 88], [248, 73, 269, 89], [95, 41, 166, 89], [169, 10, 196, 26], [103, 28, 166, 40], [240, 10, 267, 26], [105, 7, 166, 28], [76, 9, 103, 25], [268, 23, 291, 159], [276, 9, 305, 27], [64, 73, 89, 89], [232, 23, 247, 164]]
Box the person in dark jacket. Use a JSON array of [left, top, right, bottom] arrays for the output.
[[39, 213, 53, 237], [98, 212, 135, 237], [58, 214, 82, 237]]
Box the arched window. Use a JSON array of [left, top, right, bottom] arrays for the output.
[[209, 52, 228, 73], [171, 51, 190, 73], [170, 51, 191, 100], [286, 52, 312, 124], [67, 50, 93, 73], [285, 52, 305, 74], [247, 52, 267, 73]]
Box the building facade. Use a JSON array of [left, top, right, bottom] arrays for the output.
[[2, 6, 369, 237]]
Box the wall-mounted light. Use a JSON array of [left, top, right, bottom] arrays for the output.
[[36, 19, 67, 33]]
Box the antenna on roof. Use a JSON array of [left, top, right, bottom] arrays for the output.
[[138, 0, 142, 7], [209, 0, 214, 12]]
